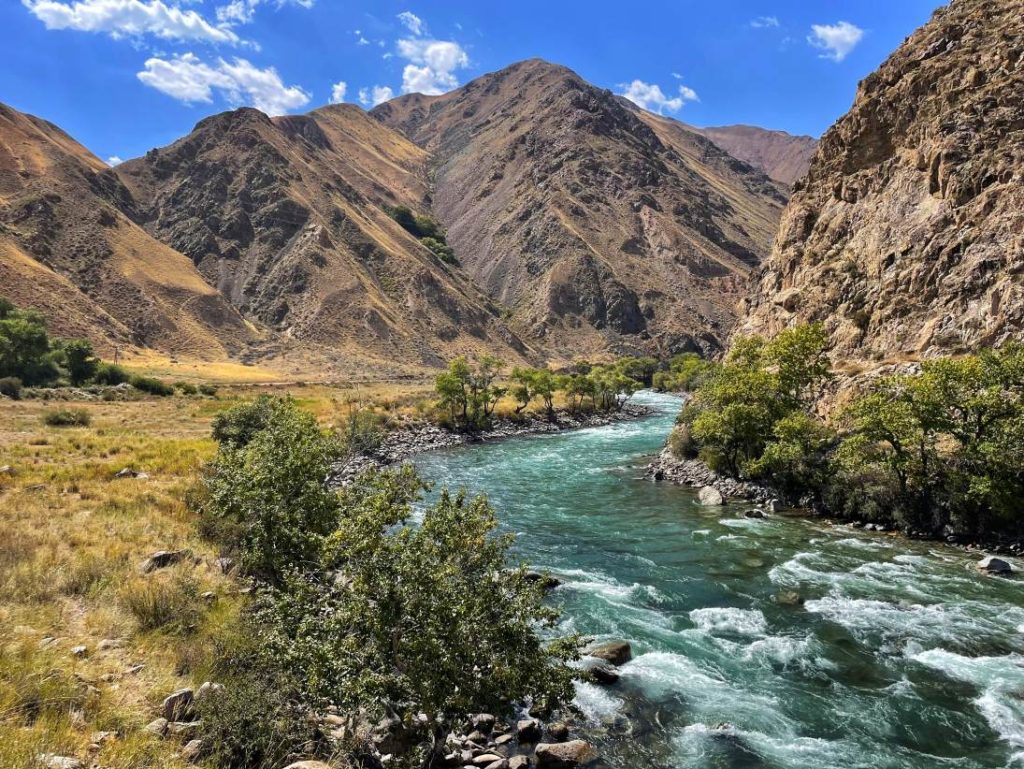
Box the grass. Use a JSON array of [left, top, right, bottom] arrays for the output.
[[42, 408, 91, 427]]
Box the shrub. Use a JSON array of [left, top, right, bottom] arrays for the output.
[[175, 381, 199, 396], [59, 339, 98, 386], [421, 236, 458, 264], [211, 396, 295, 449], [93, 362, 130, 385], [198, 383, 219, 397], [129, 375, 174, 396], [0, 376, 22, 400], [668, 423, 698, 459], [43, 408, 90, 427]]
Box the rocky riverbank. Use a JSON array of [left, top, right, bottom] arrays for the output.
[[331, 405, 651, 486], [644, 446, 774, 504]]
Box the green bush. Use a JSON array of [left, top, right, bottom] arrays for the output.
[[129, 375, 174, 396], [58, 339, 98, 386], [93, 362, 130, 385], [175, 381, 199, 396], [42, 408, 91, 427], [421, 236, 458, 265], [211, 396, 294, 448], [198, 383, 219, 397], [0, 377, 22, 400], [0, 306, 60, 386]]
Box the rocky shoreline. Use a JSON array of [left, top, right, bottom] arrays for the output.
[[645, 445, 1024, 560], [331, 405, 651, 486]]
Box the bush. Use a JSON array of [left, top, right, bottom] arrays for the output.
[[59, 339, 98, 386], [175, 381, 199, 396], [93, 362, 130, 385], [199, 383, 219, 397], [0, 377, 22, 400], [211, 396, 295, 449], [422, 236, 458, 265], [42, 408, 90, 427], [129, 375, 174, 396], [668, 423, 698, 459]]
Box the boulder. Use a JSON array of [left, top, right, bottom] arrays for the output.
[[773, 590, 804, 606], [525, 571, 562, 590], [144, 717, 168, 736], [181, 739, 204, 762], [743, 509, 764, 519], [585, 640, 632, 666], [98, 638, 124, 651], [546, 723, 569, 742], [978, 556, 1012, 574], [509, 757, 531, 769], [471, 713, 497, 733], [195, 681, 224, 702], [698, 486, 724, 506], [484, 761, 509, 769], [473, 754, 505, 766], [517, 718, 542, 742], [140, 549, 191, 574], [70, 645, 88, 658], [36, 756, 82, 769], [535, 740, 598, 768], [161, 688, 195, 722], [589, 662, 620, 684]]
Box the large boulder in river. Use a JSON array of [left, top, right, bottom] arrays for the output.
[[977, 556, 1012, 574], [536, 740, 598, 768], [698, 486, 724, 506], [585, 640, 632, 666]]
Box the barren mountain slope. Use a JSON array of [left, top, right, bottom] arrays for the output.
[[0, 102, 255, 359], [696, 125, 817, 186], [736, 0, 1024, 367], [117, 104, 532, 370], [373, 59, 787, 358]]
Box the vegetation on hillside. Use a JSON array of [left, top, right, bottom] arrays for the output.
[[192, 397, 579, 768], [386, 205, 458, 265], [673, 323, 1024, 538]]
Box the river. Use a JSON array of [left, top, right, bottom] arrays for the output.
[[413, 391, 1024, 769]]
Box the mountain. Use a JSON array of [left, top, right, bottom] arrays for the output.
[[0, 102, 255, 360], [736, 0, 1024, 366], [373, 59, 787, 358], [696, 125, 817, 186], [115, 104, 533, 372]]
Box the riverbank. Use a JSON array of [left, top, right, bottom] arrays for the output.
[[645, 444, 1024, 558], [331, 404, 652, 485]]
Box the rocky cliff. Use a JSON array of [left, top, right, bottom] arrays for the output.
[[736, 0, 1024, 366], [697, 125, 817, 186], [374, 60, 787, 359]]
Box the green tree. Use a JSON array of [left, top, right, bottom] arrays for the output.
[[257, 468, 580, 768], [510, 367, 536, 414], [60, 339, 99, 386], [0, 308, 59, 386], [766, 322, 832, 405]]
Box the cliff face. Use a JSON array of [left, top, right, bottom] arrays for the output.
[[696, 125, 817, 186], [374, 60, 787, 359], [737, 0, 1024, 366], [116, 104, 533, 370], [0, 102, 255, 359]]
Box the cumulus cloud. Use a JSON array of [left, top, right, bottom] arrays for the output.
[[750, 16, 779, 29], [137, 52, 310, 114], [808, 20, 864, 62], [358, 85, 394, 107], [619, 79, 699, 114], [22, 0, 240, 44], [329, 80, 347, 104], [397, 10, 423, 36], [215, 0, 314, 25], [107, 155, 124, 166], [396, 38, 468, 95]]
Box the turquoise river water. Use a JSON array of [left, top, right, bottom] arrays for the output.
[[413, 392, 1024, 769]]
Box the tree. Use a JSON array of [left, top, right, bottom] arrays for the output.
[[196, 397, 345, 584], [60, 339, 99, 386], [0, 308, 59, 386], [531, 369, 558, 419], [256, 468, 580, 769], [766, 322, 832, 405], [510, 367, 536, 414]]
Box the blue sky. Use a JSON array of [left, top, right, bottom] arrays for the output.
[[3, 1, 943, 166]]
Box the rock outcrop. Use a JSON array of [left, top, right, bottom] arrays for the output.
[[737, 0, 1024, 368]]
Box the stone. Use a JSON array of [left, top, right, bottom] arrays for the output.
[[114, 467, 138, 478], [494, 733, 514, 746], [195, 681, 224, 702], [182, 739, 204, 762], [144, 718, 169, 737], [698, 486, 724, 506], [773, 590, 804, 606], [37, 756, 82, 769], [585, 640, 632, 666], [214, 557, 235, 575], [589, 662, 620, 684], [140, 549, 191, 574], [546, 723, 569, 742], [474, 754, 505, 766], [978, 556, 1012, 574], [517, 718, 542, 742], [509, 757, 531, 769], [70, 645, 88, 658], [535, 740, 599, 768], [744, 509, 764, 519], [282, 763, 334, 769], [0, 465, 15, 475], [471, 713, 497, 733], [525, 571, 562, 590], [161, 688, 195, 722], [167, 721, 202, 738], [98, 638, 124, 650]]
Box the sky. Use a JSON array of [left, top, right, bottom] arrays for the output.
[[3, 1, 944, 166]]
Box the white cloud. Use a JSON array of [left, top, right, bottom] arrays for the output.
[[107, 155, 124, 166], [358, 85, 394, 107], [215, 0, 314, 26], [396, 38, 468, 95], [750, 16, 779, 29], [137, 52, 310, 114], [671, 72, 682, 79], [808, 20, 864, 62], [397, 10, 423, 36], [619, 80, 698, 114], [23, 0, 240, 44], [329, 80, 346, 104], [357, 35, 369, 45]]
